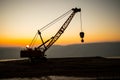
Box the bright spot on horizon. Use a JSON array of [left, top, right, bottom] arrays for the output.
[[0, 0, 120, 47], [26, 45, 29, 48]]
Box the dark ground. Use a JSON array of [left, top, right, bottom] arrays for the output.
[[0, 57, 120, 79]]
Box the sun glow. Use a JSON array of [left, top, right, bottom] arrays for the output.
[[26, 45, 29, 48]]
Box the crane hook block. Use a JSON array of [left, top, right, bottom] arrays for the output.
[[80, 32, 84, 43], [80, 32, 84, 38]]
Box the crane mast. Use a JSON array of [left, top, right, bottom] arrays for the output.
[[20, 8, 83, 62]]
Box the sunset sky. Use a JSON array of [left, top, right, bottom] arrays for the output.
[[0, 0, 120, 47]]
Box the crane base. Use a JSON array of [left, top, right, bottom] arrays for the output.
[[20, 49, 47, 63], [20, 49, 44, 57]]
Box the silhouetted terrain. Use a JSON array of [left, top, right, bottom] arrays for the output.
[[0, 42, 120, 59], [0, 47, 20, 59], [46, 42, 120, 58]]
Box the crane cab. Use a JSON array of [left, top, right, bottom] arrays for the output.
[[20, 48, 47, 62]]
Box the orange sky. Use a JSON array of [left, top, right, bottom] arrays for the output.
[[0, 32, 120, 47], [0, 0, 120, 47]]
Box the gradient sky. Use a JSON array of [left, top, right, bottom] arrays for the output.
[[0, 0, 120, 47]]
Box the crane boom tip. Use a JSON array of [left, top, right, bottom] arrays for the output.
[[72, 8, 81, 12]]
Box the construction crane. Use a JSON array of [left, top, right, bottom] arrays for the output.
[[20, 8, 84, 62]]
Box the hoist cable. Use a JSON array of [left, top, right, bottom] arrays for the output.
[[39, 10, 72, 32], [29, 32, 38, 48], [80, 12, 83, 32], [31, 34, 38, 48], [29, 9, 73, 48]]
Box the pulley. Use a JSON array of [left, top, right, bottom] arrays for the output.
[[80, 32, 84, 38]]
